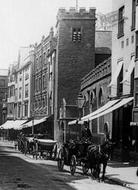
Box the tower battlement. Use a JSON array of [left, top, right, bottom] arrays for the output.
[[57, 7, 96, 22]]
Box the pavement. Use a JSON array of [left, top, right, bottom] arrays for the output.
[[1, 140, 138, 190], [106, 161, 138, 190]]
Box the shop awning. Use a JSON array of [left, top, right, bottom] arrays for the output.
[[23, 117, 47, 128], [122, 56, 135, 83], [0, 121, 14, 129], [0, 120, 27, 130], [79, 97, 134, 124], [14, 120, 27, 130], [68, 97, 134, 126], [108, 61, 123, 87], [68, 99, 120, 126], [81, 99, 120, 121]]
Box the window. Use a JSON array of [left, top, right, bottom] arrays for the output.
[[25, 72, 29, 80], [131, 35, 134, 43], [130, 69, 134, 94], [121, 41, 124, 48], [39, 78, 41, 91], [19, 87, 22, 99], [15, 88, 17, 100], [25, 84, 29, 98], [98, 88, 104, 107], [72, 28, 81, 42], [126, 38, 129, 46], [18, 103, 21, 118], [135, 94, 138, 107], [136, 31, 138, 59], [135, 78, 138, 107], [118, 6, 124, 38], [0, 79, 5, 87], [43, 52, 46, 64], [117, 66, 123, 96], [24, 101, 28, 117], [132, 0, 136, 30], [10, 85, 14, 97]]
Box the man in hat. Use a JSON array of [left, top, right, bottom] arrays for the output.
[[81, 121, 92, 141]]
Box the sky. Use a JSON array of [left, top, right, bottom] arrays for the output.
[[0, 0, 112, 69]]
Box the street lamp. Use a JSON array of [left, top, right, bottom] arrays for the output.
[[77, 93, 85, 120]]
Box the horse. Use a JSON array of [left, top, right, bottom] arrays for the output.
[[86, 140, 113, 181]]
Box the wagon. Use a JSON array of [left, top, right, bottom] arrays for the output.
[[33, 138, 57, 160]]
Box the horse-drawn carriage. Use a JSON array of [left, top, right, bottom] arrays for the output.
[[57, 122, 113, 180], [57, 139, 92, 175], [17, 133, 57, 160], [33, 138, 57, 160]]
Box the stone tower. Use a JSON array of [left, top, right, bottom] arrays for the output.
[[54, 7, 96, 140]]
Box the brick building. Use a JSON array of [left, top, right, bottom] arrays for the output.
[[55, 7, 96, 141], [0, 69, 8, 125]]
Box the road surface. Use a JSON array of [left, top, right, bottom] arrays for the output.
[[0, 141, 127, 190]]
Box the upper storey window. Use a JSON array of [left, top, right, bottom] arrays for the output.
[[72, 28, 81, 42], [118, 6, 124, 38], [132, 0, 136, 30]]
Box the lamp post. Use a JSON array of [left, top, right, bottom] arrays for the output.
[[77, 93, 85, 120]]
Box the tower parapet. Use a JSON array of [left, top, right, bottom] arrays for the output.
[[57, 7, 96, 24]]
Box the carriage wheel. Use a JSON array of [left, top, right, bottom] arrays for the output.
[[82, 163, 89, 175], [70, 155, 76, 175], [57, 149, 64, 171]]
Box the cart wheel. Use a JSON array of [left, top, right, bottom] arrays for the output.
[[70, 155, 76, 175], [82, 163, 89, 175], [57, 149, 64, 171]]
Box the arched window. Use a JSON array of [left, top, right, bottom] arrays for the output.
[[117, 66, 123, 96], [98, 87, 104, 107], [90, 92, 94, 104], [130, 69, 134, 95]]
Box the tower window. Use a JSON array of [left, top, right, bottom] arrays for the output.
[[72, 28, 81, 42]]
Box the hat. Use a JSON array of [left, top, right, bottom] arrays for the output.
[[84, 121, 88, 126]]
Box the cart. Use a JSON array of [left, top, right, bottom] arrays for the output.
[[34, 139, 57, 160]]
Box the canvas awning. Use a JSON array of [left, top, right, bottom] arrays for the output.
[[68, 99, 120, 126], [68, 97, 134, 125], [79, 97, 134, 124], [14, 120, 27, 130], [23, 117, 47, 128], [0, 120, 27, 130], [108, 61, 123, 87], [122, 56, 135, 83]]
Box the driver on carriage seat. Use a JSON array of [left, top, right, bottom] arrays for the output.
[[81, 121, 92, 142]]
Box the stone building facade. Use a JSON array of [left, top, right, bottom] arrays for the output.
[[7, 47, 34, 122], [110, 0, 137, 158], [132, 0, 138, 151], [80, 58, 111, 144], [32, 28, 56, 137]]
